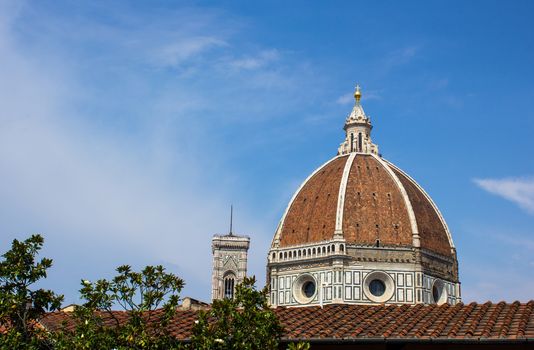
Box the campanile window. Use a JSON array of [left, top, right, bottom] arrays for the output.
[[224, 274, 236, 299]]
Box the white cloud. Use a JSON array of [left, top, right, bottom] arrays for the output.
[[0, 31, 221, 302], [228, 49, 279, 70], [336, 93, 353, 105], [153, 36, 227, 68], [0, 1, 286, 303], [390, 46, 418, 65], [378, 45, 420, 74], [473, 177, 534, 214], [459, 223, 534, 302], [0, 0, 330, 305]]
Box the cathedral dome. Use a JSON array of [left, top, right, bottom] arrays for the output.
[[267, 85, 460, 307], [270, 85, 454, 258], [271, 152, 454, 257]]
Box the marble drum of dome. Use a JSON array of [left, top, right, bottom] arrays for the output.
[[267, 85, 461, 307]]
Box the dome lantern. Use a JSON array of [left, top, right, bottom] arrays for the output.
[[338, 84, 379, 155]]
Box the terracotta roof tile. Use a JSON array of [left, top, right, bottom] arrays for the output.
[[277, 154, 454, 260], [39, 302, 534, 343], [279, 156, 347, 247]]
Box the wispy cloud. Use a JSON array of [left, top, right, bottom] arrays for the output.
[[0, 11, 230, 300], [390, 46, 418, 64], [0, 0, 325, 303], [473, 177, 534, 214], [153, 36, 227, 68], [381, 45, 419, 71], [336, 93, 353, 105], [459, 223, 534, 302], [228, 49, 279, 70]]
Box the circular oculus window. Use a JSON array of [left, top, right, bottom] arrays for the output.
[[363, 271, 394, 303], [302, 281, 316, 298], [432, 279, 447, 305], [369, 279, 386, 297], [292, 274, 317, 304]]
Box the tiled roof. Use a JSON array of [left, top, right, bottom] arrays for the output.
[[276, 153, 454, 259], [279, 155, 346, 247], [276, 302, 534, 341], [40, 301, 534, 343]]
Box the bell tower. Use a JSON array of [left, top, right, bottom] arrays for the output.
[[211, 207, 250, 301]]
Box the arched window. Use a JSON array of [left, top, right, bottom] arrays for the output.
[[327, 246, 331, 253], [312, 248, 316, 255], [289, 251, 292, 258], [279, 252, 283, 259], [322, 246, 326, 254], [332, 244, 336, 253], [350, 133, 354, 152], [358, 132, 363, 152], [308, 248, 311, 256], [340, 244, 345, 252], [224, 272, 236, 299]]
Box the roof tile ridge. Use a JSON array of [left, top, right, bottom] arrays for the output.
[[395, 304, 428, 337], [480, 301, 507, 338], [464, 301, 492, 337], [288, 308, 316, 338], [430, 303, 462, 337], [362, 304, 396, 337], [330, 305, 358, 338], [316, 307, 341, 338], [348, 305, 375, 337], [414, 304, 449, 338], [383, 304, 420, 338], [379, 304, 412, 338], [499, 301, 520, 338], [362, 305, 396, 337], [351, 304, 373, 320], [447, 302, 477, 337], [281, 308, 311, 333], [516, 300, 534, 338], [351, 305, 389, 337]]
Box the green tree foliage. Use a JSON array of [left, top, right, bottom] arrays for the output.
[[55, 264, 184, 349], [287, 342, 311, 350], [0, 234, 64, 349], [190, 276, 284, 350]]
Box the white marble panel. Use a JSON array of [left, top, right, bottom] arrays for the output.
[[406, 274, 413, 287], [397, 273, 404, 287], [407, 289, 413, 303], [345, 271, 352, 284], [345, 286, 352, 300]]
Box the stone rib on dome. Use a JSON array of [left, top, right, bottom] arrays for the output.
[[341, 154, 413, 248], [274, 153, 454, 258], [386, 161, 454, 257]]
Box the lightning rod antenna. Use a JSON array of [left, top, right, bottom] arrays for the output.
[[229, 205, 233, 236]]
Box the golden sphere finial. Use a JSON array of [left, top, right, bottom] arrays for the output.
[[354, 84, 361, 103]]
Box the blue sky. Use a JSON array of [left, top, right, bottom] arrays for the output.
[[0, 0, 533, 304]]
